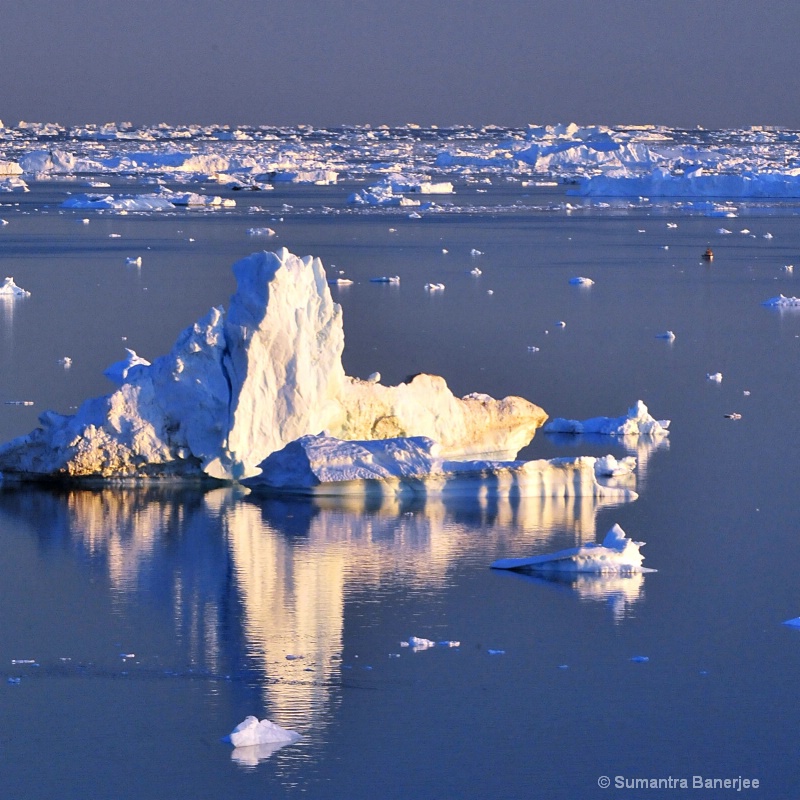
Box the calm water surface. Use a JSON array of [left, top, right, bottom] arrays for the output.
[[0, 181, 798, 798]]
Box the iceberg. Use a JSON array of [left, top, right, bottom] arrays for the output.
[[0, 248, 547, 481], [242, 433, 638, 502], [227, 716, 301, 748], [490, 523, 654, 574], [0, 277, 30, 297], [544, 401, 669, 437]]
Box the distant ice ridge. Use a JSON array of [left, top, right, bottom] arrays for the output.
[[543, 401, 669, 437], [61, 189, 235, 211], [0, 248, 547, 481], [242, 433, 638, 501], [571, 166, 800, 198], [490, 523, 654, 574]]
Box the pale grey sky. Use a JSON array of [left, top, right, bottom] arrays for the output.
[[2, 0, 798, 128]]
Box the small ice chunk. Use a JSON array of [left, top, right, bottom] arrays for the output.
[[125, 256, 142, 266], [724, 412, 742, 420], [717, 228, 732, 234], [594, 454, 636, 477], [58, 357, 72, 368], [0, 277, 30, 297], [228, 716, 301, 748], [401, 636, 437, 652], [367, 372, 381, 383], [630, 655, 650, 663], [706, 372, 723, 383], [763, 232, 774, 239], [470, 248, 483, 256], [438, 640, 460, 648], [783, 265, 794, 273], [487, 649, 506, 655], [424, 282, 445, 291], [328, 278, 353, 286], [246, 227, 276, 236], [370, 275, 400, 283], [666, 222, 678, 229], [555, 320, 566, 328], [783, 617, 800, 627], [470, 267, 482, 276], [656, 331, 676, 341], [527, 345, 540, 353], [569, 276, 594, 286]]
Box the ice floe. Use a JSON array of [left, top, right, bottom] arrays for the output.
[[569, 276, 594, 286], [227, 715, 301, 749], [490, 523, 654, 574], [763, 294, 800, 308], [544, 400, 669, 437], [0, 277, 30, 297]]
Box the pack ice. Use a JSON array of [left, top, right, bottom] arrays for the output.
[[0, 248, 548, 482]]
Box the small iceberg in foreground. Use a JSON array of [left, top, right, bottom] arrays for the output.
[[226, 716, 301, 765], [227, 716, 302, 748], [0, 277, 30, 297], [544, 400, 669, 437], [490, 523, 654, 574]]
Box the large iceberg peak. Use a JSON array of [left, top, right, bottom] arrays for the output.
[[0, 248, 546, 483]]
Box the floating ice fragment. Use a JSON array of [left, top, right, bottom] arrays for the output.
[[783, 617, 800, 628], [438, 641, 460, 648], [470, 267, 482, 276], [555, 320, 566, 328], [470, 249, 483, 256], [5, 401, 33, 406], [667, 222, 678, 229], [0, 277, 30, 297], [246, 227, 276, 236], [370, 275, 400, 283], [630, 655, 650, 663], [487, 649, 506, 655], [717, 228, 732, 234], [569, 276, 594, 286], [706, 372, 723, 383], [527, 346, 540, 353], [227, 716, 301, 749], [783, 265, 794, 273], [656, 331, 676, 341], [366, 372, 381, 383], [328, 278, 353, 286], [11, 659, 37, 665], [403, 636, 436, 652], [490, 523, 654, 574], [7, 677, 20, 684], [424, 282, 445, 291], [724, 413, 742, 420], [58, 357, 72, 368], [763, 232, 774, 239], [544, 400, 669, 437], [763, 294, 800, 307], [487, 289, 494, 295], [125, 256, 142, 266]]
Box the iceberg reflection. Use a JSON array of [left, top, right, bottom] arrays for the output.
[[0, 482, 638, 728]]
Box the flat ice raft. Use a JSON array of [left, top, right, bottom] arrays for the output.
[[544, 400, 669, 437], [243, 433, 638, 500], [491, 523, 653, 574]]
